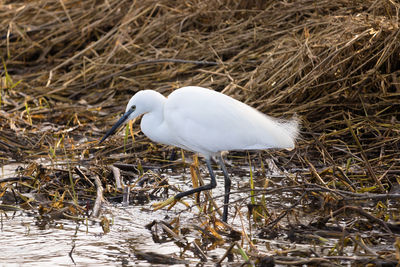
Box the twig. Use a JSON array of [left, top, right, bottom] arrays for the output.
[[236, 205, 259, 253], [192, 241, 207, 262], [349, 235, 378, 256], [91, 175, 104, 218], [229, 185, 400, 203], [74, 167, 94, 187], [110, 165, 123, 190], [267, 191, 307, 228], [274, 256, 342, 266], [345, 113, 385, 191], [318, 205, 394, 234], [69, 240, 76, 265], [122, 186, 129, 206], [0, 176, 34, 183], [216, 242, 235, 266], [304, 157, 329, 189]]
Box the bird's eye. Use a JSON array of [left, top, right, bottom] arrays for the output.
[[131, 105, 136, 111]]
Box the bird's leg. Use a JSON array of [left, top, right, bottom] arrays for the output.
[[174, 157, 217, 199], [217, 155, 231, 222], [153, 158, 217, 211]]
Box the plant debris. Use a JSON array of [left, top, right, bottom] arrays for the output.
[[1, 0, 400, 265]]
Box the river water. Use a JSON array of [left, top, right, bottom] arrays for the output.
[[0, 161, 337, 266], [1, 163, 259, 266]]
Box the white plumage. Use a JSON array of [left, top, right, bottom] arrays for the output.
[[127, 86, 298, 156], [100, 86, 299, 222]]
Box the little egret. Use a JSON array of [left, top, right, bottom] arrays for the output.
[[100, 86, 299, 222]]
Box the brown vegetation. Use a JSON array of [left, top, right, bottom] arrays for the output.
[[1, 0, 400, 265]]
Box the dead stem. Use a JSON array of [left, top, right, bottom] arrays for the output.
[[1, 0, 400, 265]]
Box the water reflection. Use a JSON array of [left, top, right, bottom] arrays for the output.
[[0, 205, 189, 266]]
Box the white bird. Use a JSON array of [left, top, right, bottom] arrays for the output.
[[100, 86, 299, 222]]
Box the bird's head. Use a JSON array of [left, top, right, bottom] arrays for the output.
[[99, 90, 164, 144], [98, 95, 140, 144]]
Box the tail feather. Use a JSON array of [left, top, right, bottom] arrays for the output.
[[279, 114, 300, 150]]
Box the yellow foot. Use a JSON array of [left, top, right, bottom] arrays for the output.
[[152, 196, 189, 211]]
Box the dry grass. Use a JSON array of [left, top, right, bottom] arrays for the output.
[[1, 0, 400, 265]]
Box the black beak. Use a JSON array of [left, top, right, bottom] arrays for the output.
[[99, 109, 135, 144]]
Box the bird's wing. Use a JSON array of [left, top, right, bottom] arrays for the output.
[[164, 87, 298, 155]]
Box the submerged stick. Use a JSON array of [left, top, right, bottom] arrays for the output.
[[0, 176, 34, 183], [91, 175, 104, 218], [110, 165, 123, 190]]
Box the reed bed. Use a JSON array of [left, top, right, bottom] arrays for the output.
[[1, 0, 400, 265]]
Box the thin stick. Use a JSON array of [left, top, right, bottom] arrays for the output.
[[110, 165, 123, 190], [91, 175, 104, 218], [345, 113, 385, 191]]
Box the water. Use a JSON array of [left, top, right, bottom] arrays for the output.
[[0, 206, 191, 266], [0, 162, 190, 266], [1, 161, 363, 266], [0, 163, 248, 266]]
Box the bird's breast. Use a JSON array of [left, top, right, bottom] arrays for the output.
[[140, 113, 176, 147]]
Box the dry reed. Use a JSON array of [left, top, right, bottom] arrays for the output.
[[1, 0, 400, 265]]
